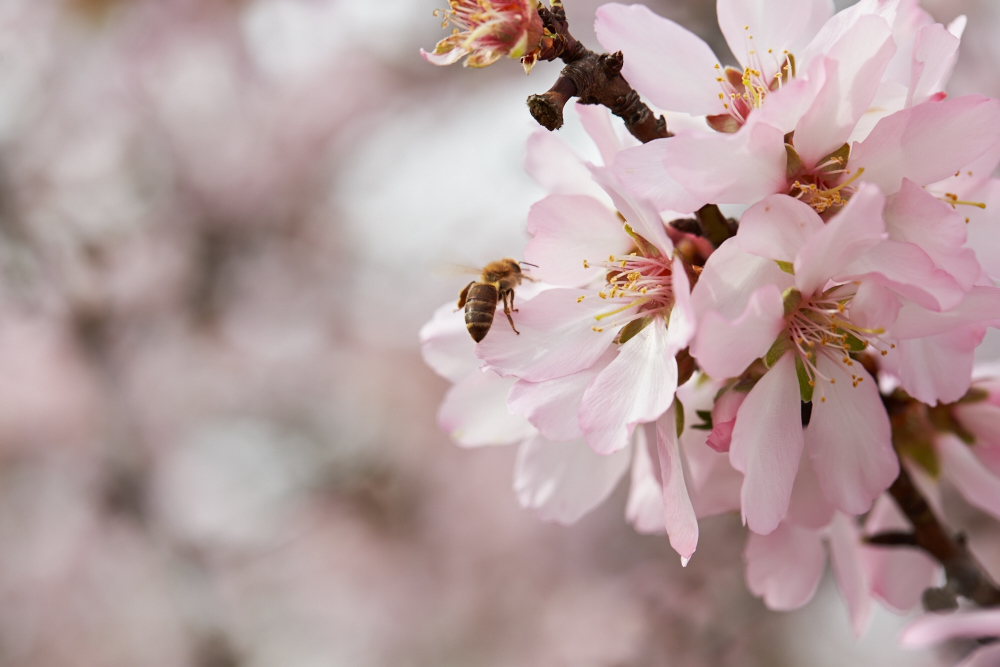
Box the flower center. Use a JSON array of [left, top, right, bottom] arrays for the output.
[[791, 167, 865, 214], [786, 285, 894, 401], [713, 26, 795, 126], [580, 252, 674, 333]]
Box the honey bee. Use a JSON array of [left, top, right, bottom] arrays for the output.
[[456, 259, 534, 342]]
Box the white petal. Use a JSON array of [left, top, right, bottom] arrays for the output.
[[439, 370, 535, 447], [420, 301, 478, 382], [514, 433, 631, 525], [595, 3, 726, 116], [477, 288, 618, 382], [737, 194, 825, 263], [939, 433, 1000, 522], [717, 0, 832, 76], [508, 351, 614, 442], [524, 194, 631, 287], [626, 424, 665, 533], [656, 404, 699, 562], [580, 317, 678, 454]]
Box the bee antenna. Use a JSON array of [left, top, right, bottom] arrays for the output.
[[519, 261, 538, 268]]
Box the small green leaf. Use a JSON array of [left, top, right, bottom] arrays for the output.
[[795, 354, 814, 403], [785, 143, 804, 179], [782, 287, 801, 315], [764, 336, 790, 369], [775, 260, 795, 275], [818, 143, 850, 173], [692, 410, 714, 431], [957, 387, 989, 405], [617, 316, 652, 345], [675, 399, 685, 438]]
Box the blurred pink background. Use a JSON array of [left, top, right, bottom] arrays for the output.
[[0, 1, 996, 665]]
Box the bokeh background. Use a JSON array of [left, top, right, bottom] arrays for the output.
[[0, 0, 998, 665]]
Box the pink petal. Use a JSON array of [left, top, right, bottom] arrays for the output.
[[514, 433, 631, 525], [955, 402, 1000, 450], [939, 433, 1000, 522], [844, 240, 966, 312], [794, 183, 887, 296], [848, 280, 901, 332], [580, 317, 678, 454], [507, 351, 615, 442], [420, 46, 468, 66], [890, 286, 1000, 339], [717, 0, 832, 77], [595, 3, 725, 116], [851, 95, 1000, 194], [828, 513, 873, 638], [786, 452, 835, 529], [885, 179, 980, 292], [626, 424, 665, 534], [862, 495, 940, 613], [664, 121, 789, 205], [611, 140, 705, 215], [800, 0, 898, 65], [908, 23, 961, 107], [707, 388, 747, 453], [794, 19, 896, 169], [588, 164, 674, 256], [420, 301, 478, 382], [439, 370, 535, 447], [963, 179, 1000, 281], [731, 352, 804, 534], [524, 194, 631, 286], [737, 194, 825, 263], [888, 327, 981, 405], [691, 238, 792, 321], [666, 255, 696, 352], [745, 523, 826, 610], [806, 354, 897, 515], [691, 284, 786, 380], [575, 102, 636, 167], [900, 610, 1000, 647], [524, 129, 609, 202], [476, 288, 619, 382], [656, 404, 698, 563]]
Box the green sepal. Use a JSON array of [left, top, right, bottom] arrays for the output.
[[775, 260, 796, 275], [782, 287, 801, 314], [795, 354, 814, 403], [785, 143, 804, 179], [622, 223, 659, 258], [692, 410, 714, 431], [838, 329, 867, 352], [617, 315, 652, 345], [675, 399, 685, 439], [764, 336, 790, 369], [818, 143, 850, 173], [957, 387, 989, 405], [707, 114, 740, 134]]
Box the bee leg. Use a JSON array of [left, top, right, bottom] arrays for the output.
[[509, 289, 518, 313], [502, 290, 520, 335], [457, 281, 474, 310]]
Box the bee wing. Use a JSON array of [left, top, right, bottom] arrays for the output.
[[432, 262, 483, 279]]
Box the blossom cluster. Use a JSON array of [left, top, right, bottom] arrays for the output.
[[421, 0, 1000, 639]]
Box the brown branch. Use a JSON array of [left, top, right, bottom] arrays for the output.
[[528, 4, 668, 143], [525, 3, 735, 247], [887, 466, 1000, 608]]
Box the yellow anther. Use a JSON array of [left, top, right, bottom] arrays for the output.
[[592, 326, 603, 332], [577, 295, 585, 303], [583, 259, 589, 268]]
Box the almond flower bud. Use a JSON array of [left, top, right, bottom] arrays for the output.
[[421, 0, 544, 71]]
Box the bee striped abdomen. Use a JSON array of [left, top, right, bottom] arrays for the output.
[[465, 282, 499, 342]]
